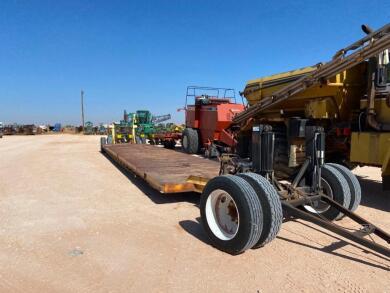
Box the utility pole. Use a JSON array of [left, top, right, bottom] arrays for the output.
[[81, 90, 85, 130]]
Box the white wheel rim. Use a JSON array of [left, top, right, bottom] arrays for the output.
[[183, 135, 188, 149], [205, 189, 239, 240], [304, 178, 333, 213]]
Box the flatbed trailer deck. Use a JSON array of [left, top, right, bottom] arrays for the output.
[[101, 140, 390, 258], [102, 143, 218, 193]]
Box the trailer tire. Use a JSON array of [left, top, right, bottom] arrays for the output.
[[238, 173, 283, 248], [182, 128, 199, 154], [327, 163, 361, 212], [200, 175, 263, 255], [305, 165, 351, 221]]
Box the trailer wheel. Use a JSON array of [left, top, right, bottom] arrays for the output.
[[327, 163, 361, 212], [200, 175, 263, 255], [304, 165, 351, 221], [238, 173, 283, 248], [182, 128, 199, 154]]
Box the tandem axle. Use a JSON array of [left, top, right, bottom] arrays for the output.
[[199, 123, 390, 257]]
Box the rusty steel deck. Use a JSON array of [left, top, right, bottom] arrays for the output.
[[102, 144, 219, 193]]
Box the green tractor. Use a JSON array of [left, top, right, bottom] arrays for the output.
[[134, 110, 171, 143]]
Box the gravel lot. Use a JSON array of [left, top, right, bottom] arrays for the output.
[[0, 134, 389, 292]]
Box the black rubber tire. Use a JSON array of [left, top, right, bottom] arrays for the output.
[[238, 173, 283, 248], [163, 140, 175, 149], [327, 163, 361, 212], [307, 165, 351, 221], [200, 175, 263, 255], [169, 140, 176, 149], [182, 128, 199, 154]]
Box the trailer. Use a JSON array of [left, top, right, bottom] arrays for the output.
[[100, 24, 390, 258], [101, 140, 390, 258]]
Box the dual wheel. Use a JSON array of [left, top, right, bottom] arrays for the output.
[[200, 164, 361, 255], [200, 173, 283, 255], [304, 163, 361, 220]]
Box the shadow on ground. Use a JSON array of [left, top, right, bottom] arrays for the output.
[[102, 152, 199, 205], [279, 219, 390, 271], [179, 217, 212, 246], [357, 175, 390, 212]]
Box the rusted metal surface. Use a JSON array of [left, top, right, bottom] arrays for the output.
[[103, 144, 219, 193]]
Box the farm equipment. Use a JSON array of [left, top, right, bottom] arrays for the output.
[[196, 23, 390, 255], [106, 111, 137, 145], [97, 124, 107, 135], [134, 110, 171, 143], [83, 121, 95, 135], [182, 86, 245, 157], [101, 23, 390, 258], [153, 123, 184, 148], [237, 23, 390, 190]]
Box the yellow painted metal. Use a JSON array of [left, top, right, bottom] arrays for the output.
[[360, 98, 390, 124], [382, 148, 390, 176], [111, 124, 117, 144], [350, 132, 390, 166], [186, 175, 209, 193], [243, 63, 367, 121], [305, 98, 338, 119]]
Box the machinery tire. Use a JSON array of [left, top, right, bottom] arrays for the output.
[[327, 163, 361, 212], [305, 165, 351, 221], [238, 173, 283, 248], [163, 140, 175, 149], [182, 128, 199, 154], [200, 175, 263, 255]]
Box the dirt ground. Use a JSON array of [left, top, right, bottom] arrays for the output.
[[0, 135, 389, 293]]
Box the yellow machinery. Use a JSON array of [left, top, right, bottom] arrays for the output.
[[109, 112, 137, 144], [236, 24, 390, 189]]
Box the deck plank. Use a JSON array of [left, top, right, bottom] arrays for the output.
[[103, 144, 219, 193]]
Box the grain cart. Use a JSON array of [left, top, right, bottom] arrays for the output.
[[239, 24, 390, 190], [195, 23, 390, 255], [182, 86, 245, 157]]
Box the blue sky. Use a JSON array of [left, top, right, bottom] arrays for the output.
[[0, 0, 389, 125]]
